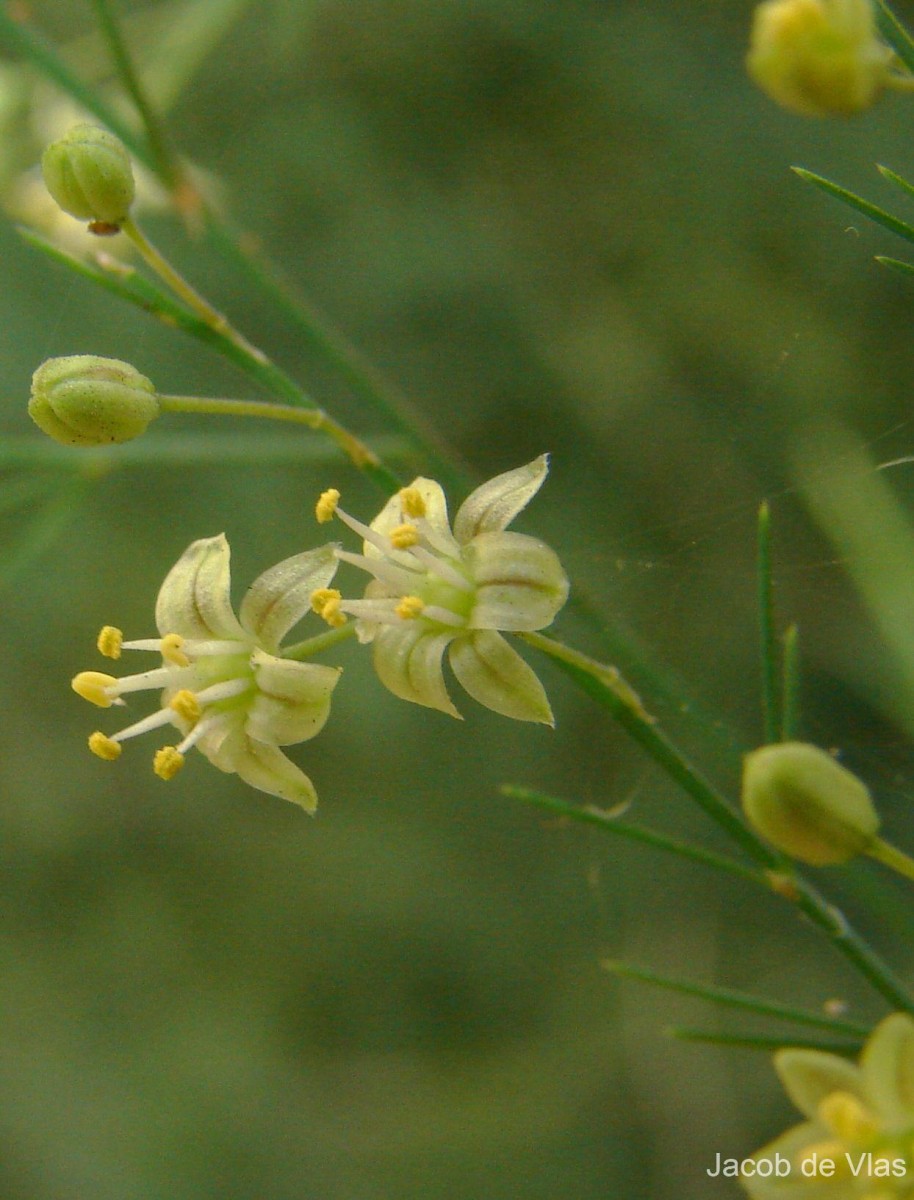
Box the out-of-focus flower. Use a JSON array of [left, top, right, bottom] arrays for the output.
[[72, 535, 341, 811], [747, 0, 895, 116], [313, 455, 569, 724], [743, 1013, 914, 1198]]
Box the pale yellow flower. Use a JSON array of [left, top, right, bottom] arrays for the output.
[[744, 1013, 914, 1198], [72, 535, 341, 811], [314, 456, 569, 724]]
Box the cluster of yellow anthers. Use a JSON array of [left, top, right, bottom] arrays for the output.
[[311, 455, 569, 725], [71, 459, 570, 809], [743, 1013, 914, 1199]]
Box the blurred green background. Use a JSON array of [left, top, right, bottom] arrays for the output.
[[3, 1, 914, 1197]]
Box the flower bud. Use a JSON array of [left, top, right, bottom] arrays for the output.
[[29, 355, 159, 446], [742, 741, 879, 866], [747, 0, 893, 117], [41, 124, 135, 229]]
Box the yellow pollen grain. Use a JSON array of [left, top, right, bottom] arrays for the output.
[[88, 731, 122, 761], [316, 488, 340, 524], [153, 746, 184, 780], [390, 523, 419, 549], [169, 689, 201, 724], [399, 486, 426, 519], [160, 633, 189, 667], [96, 625, 123, 659], [396, 595, 425, 619], [72, 671, 118, 707]]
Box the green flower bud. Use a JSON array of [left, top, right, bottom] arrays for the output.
[[29, 355, 159, 446], [41, 124, 135, 229], [742, 741, 879, 866]]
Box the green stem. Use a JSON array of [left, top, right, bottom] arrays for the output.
[[282, 622, 356, 662], [155, 393, 388, 480], [120, 218, 262, 359], [781, 623, 801, 741], [519, 630, 914, 1014], [666, 1028, 862, 1055], [876, 1, 914, 76], [604, 960, 872, 1037], [519, 630, 768, 861], [866, 836, 914, 882], [88, 0, 178, 186], [501, 785, 758, 884], [758, 501, 781, 743]]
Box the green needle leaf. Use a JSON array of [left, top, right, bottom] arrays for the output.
[[875, 1, 914, 76], [604, 960, 872, 1037], [666, 1027, 863, 1055], [793, 167, 914, 247], [500, 784, 758, 883]]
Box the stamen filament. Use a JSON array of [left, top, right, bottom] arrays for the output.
[[403, 544, 473, 591], [420, 604, 466, 627], [334, 548, 420, 592], [110, 704, 180, 743], [193, 677, 253, 706], [114, 665, 185, 695]]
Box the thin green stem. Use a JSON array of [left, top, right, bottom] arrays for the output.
[[519, 630, 768, 860], [155, 393, 390, 484], [282, 622, 356, 662], [0, 11, 416, 493], [604, 960, 872, 1037], [758, 501, 780, 743], [158, 394, 321, 429], [117, 220, 400, 492], [519, 631, 914, 1014], [501, 785, 759, 883], [781, 623, 800, 741], [876, 1, 914, 76], [666, 1028, 862, 1055], [89, 0, 178, 186], [866, 836, 914, 882], [120, 217, 263, 360]]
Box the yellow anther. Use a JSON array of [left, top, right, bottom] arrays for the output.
[[819, 1092, 878, 1142], [160, 633, 189, 667], [399, 486, 426, 519], [88, 731, 122, 761], [310, 587, 347, 627], [169, 688, 202, 724], [72, 670, 118, 707], [396, 595, 425, 619], [390, 522, 420, 549], [96, 625, 123, 659], [153, 746, 185, 780], [310, 586, 340, 613], [315, 488, 340, 524]]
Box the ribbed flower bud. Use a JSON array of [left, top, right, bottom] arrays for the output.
[[742, 741, 879, 866], [41, 124, 135, 230], [29, 355, 159, 446], [747, 0, 893, 117]]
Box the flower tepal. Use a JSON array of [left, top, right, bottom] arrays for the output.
[[72, 535, 342, 811], [314, 455, 569, 723], [742, 1013, 914, 1198]]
